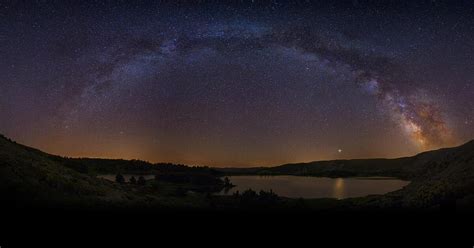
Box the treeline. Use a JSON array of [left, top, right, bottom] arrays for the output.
[[113, 172, 233, 195], [49, 156, 221, 176], [113, 172, 224, 186], [115, 174, 147, 185], [209, 189, 281, 209], [220, 158, 413, 179]]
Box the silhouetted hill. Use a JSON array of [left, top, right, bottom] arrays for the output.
[[219, 140, 474, 209], [220, 140, 474, 179], [0, 135, 222, 209], [1, 134, 473, 211], [378, 139, 474, 209], [0, 135, 126, 206]]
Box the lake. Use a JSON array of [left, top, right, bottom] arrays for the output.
[[218, 175, 410, 199]]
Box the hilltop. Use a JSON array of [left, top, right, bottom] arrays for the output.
[[0, 134, 225, 209], [1, 134, 473, 211], [220, 140, 474, 180], [219, 140, 474, 209]]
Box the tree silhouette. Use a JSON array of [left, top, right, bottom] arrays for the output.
[[137, 176, 146, 185], [223, 177, 231, 187], [233, 190, 240, 198], [115, 173, 125, 184]]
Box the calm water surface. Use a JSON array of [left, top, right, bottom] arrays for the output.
[[218, 175, 410, 199]]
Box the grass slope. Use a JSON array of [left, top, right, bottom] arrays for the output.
[[1, 133, 473, 211], [218, 140, 474, 210], [0, 135, 216, 209]]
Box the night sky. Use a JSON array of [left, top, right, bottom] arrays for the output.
[[1, 1, 473, 167]]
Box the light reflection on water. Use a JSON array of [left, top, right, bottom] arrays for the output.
[[333, 178, 345, 199], [218, 175, 409, 199]]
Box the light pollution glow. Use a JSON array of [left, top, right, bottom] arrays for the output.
[[1, 1, 473, 167]]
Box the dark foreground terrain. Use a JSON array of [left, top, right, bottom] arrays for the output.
[[1, 134, 474, 246], [1, 134, 474, 211]]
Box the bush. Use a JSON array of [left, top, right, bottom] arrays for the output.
[[137, 176, 146, 186], [115, 174, 125, 184], [129, 176, 137, 184]]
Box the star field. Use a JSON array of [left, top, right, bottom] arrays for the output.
[[1, 1, 473, 166]]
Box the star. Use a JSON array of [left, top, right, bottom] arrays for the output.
[[0, 1, 471, 166]]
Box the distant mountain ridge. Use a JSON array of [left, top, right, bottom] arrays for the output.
[[1, 134, 473, 210], [219, 139, 474, 208], [219, 140, 474, 179], [0, 134, 221, 209]]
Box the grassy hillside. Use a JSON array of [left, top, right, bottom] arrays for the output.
[[217, 140, 474, 210], [378, 140, 474, 209], [1, 133, 473, 211], [0, 135, 223, 209], [220, 141, 474, 180], [0, 135, 124, 206]]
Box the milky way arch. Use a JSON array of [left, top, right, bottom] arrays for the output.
[[79, 22, 453, 149]]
